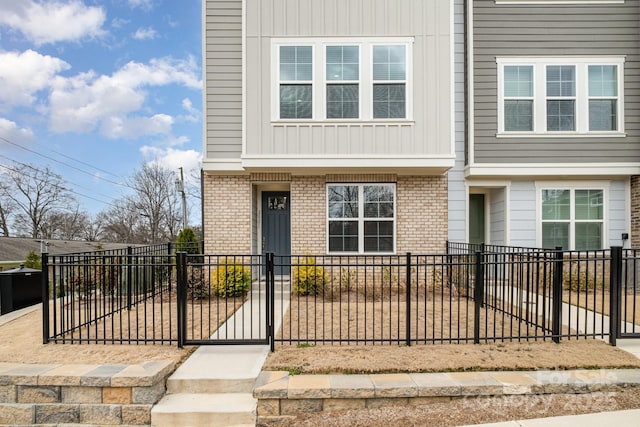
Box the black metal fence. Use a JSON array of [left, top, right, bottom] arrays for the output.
[[41, 242, 639, 348]]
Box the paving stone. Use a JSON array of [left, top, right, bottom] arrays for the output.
[[62, 386, 102, 403], [288, 375, 331, 398], [447, 372, 504, 396], [121, 404, 152, 425], [280, 398, 323, 415], [38, 365, 97, 386], [103, 386, 132, 404], [490, 371, 538, 395], [370, 373, 418, 397], [255, 371, 289, 389], [110, 361, 173, 387], [80, 365, 128, 387], [3, 364, 60, 386], [408, 396, 453, 406], [0, 363, 22, 384], [257, 398, 281, 416], [132, 380, 165, 404], [366, 397, 409, 408], [35, 404, 80, 424], [0, 384, 16, 402], [257, 414, 297, 425], [0, 403, 34, 424], [323, 398, 366, 411], [17, 385, 61, 403], [254, 376, 289, 399], [329, 374, 375, 398], [80, 404, 122, 425], [410, 373, 463, 397]]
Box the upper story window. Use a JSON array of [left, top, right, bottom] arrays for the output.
[[273, 38, 413, 122], [497, 57, 624, 136]]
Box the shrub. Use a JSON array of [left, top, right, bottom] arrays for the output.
[[293, 256, 328, 296], [211, 260, 251, 297], [24, 250, 42, 270]]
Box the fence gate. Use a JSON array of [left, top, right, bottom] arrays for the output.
[[177, 253, 275, 347], [616, 248, 640, 340]]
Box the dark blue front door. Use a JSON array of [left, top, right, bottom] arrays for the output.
[[262, 191, 291, 275]]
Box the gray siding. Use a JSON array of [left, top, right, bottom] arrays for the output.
[[509, 181, 537, 247], [473, 0, 640, 164], [448, 0, 467, 242], [245, 0, 452, 159], [204, 0, 243, 160], [489, 188, 505, 245]]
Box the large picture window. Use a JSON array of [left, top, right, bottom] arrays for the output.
[[541, 188, 604, 250], [328, 184, 395, 253], [498, 57, 624, 135], [274, 38, 412, 121]]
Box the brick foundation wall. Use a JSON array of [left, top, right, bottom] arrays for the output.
[[203, 174, 252, 254], [396, 175, 448, 253], [291, 176, 326, 254], [632, 176, 640, 248]]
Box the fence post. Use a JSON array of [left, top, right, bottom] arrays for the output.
[[609, 246, 622, 346], [126, 246, 133, 310], [551, 246, 564, 344], [176, 252, 187, 348], [406, 253, 412, 347], [267, 253, 275, 352], [42, 252, 50, 344], [473, 250, 484, 344]]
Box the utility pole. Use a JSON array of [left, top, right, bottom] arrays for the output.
[[175, 167, 188, 230]]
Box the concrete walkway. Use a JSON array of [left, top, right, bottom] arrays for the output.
[[461, 409, 640, 427]]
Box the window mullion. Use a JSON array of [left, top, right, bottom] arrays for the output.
[[576, 64, 588, 133], [358, 186, 365, 254]]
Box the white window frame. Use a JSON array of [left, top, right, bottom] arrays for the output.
[[497, 57, 625, 137], [326, 183, 397, 254], [272, 38, 413, 122], [325, 44, 361, 120], [535, 181, 609, 250]]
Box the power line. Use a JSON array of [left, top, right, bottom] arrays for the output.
[[0, 154, 123, 205], [0, 163, 119, 209], [0, 135, 130, 189]]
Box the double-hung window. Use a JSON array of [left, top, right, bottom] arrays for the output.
[[327, 184, 395, 253], [274, 38, 412, 121], [540, 187, 605, 250], [326, 46, 359, 119], [279, 46, 313, 119], [498, 57, 624, 135]]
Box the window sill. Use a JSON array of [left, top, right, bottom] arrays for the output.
[[496, 132, 627, 138], [272, 120, 415, 125]]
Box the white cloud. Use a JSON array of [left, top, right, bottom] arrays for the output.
[[0, 118, 35, 144], [180, 98, 200, 123], [101, 114, 173, 139], [133, 27, 157, 40], [128, 0, 154, 11], [0, 50, 69, 109], [0, 1, 106, 45], [140, 146, 202, 182], [49, 56, 201, 137], [111, 17, 130, 29]]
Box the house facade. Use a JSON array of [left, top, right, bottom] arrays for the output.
[[449, 0, 640, 250], [202, 0, 454, 256]]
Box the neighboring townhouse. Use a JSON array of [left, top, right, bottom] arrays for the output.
[[449, 0, 640, 250], [202, 0, 454, 256]]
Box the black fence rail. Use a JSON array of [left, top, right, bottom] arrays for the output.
[[42, 245, 178, 344], [41, 242, 638, 348]]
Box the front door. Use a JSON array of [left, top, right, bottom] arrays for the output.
[[262, 191, 291, 275], [469, 193, 486, 244]]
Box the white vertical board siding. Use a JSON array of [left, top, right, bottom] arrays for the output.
[[448, 0, 467, 243], [490, 188, 506, 245], [609, 180, 629, 248], [205, 0, 243, 160], [509, 181, 537, 247], [245, 0, 452, 158]]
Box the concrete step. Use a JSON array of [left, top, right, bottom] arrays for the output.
[[151, 393, 256, 427], [166, 345, 268, 394]]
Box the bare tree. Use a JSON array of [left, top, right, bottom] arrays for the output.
[[0, 164, 75, 238], [40, 205, 91, 240], [126, 163, 181, 243], [0, 173, 15, 236]]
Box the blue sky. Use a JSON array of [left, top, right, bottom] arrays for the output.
[[0, 0, 202, 220]]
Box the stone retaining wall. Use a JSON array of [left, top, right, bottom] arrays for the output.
[[254, 369, 640, 425], [0, 360, 175, 426]]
